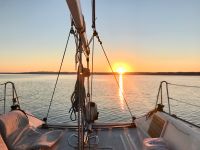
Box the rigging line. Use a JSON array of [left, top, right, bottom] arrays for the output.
[[95, 35, 134, 119], [90, 35, 95, 101], [45, 30, 71, 122], [169, 97, 200, 108], [86, 44, 90, 104], [168, 83, 200, 89], [74, 32, 79, 69]]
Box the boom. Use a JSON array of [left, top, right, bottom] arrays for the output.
[[66, 0, 90, 56]]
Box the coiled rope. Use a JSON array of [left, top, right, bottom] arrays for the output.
[[69, 73, 86, 121]]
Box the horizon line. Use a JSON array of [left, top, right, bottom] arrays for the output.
[[0, 71, 200, 76]]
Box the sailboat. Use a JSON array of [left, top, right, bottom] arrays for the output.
[[0, 0, 200, 150]]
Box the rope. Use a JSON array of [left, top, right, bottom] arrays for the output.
[[168, 83, 200, 89], [169, 97, 200, 108], [90, 36, 95, 101], [69, 37, 86, 121], [44, 30, 71, 122], [69, 77, 86, 121], [94, 33, 134, 119]]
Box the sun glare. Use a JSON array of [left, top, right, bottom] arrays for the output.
[[113, 62, 132, 74], [116, 67, 125, 74]]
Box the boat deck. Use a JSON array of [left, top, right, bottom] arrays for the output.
[[50, 126, 142, 150], [2, 110, 200, 149], [0, 111, 144, 150]]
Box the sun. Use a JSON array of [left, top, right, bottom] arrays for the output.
[[116, 67, 125, 74], [113, 62, 132, 74]]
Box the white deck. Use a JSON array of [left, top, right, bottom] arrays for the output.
[[43, 126, 142, 150]]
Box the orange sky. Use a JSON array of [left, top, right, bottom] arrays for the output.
[[0, 49, 199, 73], [0, 1, 200, 73]]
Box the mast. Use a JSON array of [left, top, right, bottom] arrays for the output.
[[66, 0, 90, 149], [66, 0, 99, 149]]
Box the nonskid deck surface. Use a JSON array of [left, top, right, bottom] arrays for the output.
[[47, 127, 142, 150]]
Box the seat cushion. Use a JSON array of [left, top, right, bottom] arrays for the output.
[[0, 110, 29, 148], [14, 128, 63, 150], [0, 110, 63, 150], [0, 134, 8, 150]]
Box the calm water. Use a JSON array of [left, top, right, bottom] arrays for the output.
[[0, 74, 200, 125]]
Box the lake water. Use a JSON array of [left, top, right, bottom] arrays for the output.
[[0, 74, 200, 125]]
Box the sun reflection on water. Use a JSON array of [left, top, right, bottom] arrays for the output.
[[119, 73, 124, 110]]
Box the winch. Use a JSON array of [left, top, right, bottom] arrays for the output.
[[85, 102, 98, 123]]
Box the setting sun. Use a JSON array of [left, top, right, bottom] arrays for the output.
[[113, 62, 132, 74], [116, 67, 125, 74]]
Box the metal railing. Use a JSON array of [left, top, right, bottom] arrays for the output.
[[155, 81, 200, 127], [0, 81, 20, 114], [155, 81, 171, 114]]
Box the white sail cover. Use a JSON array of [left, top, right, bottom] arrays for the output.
[[66, 0, 90, 56]]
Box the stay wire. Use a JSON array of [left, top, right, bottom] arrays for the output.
[[90, 35, 95, 101], [45, 30, 71, 122], [94, 33, 135, 119], [168, 83, 200, 89], [169, 97, 200, 108]]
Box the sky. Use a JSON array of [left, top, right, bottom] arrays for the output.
[[0, 0, 200, 72]]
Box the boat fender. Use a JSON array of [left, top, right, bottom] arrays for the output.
[[86, 102, 98, 123]]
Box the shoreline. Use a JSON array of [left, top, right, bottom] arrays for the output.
[[0, 72, 200, 76]]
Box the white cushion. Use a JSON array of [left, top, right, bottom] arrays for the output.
[[0, 134, 8, 150], [0, 110, 29, 148], [0, 110, 63, 150]]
